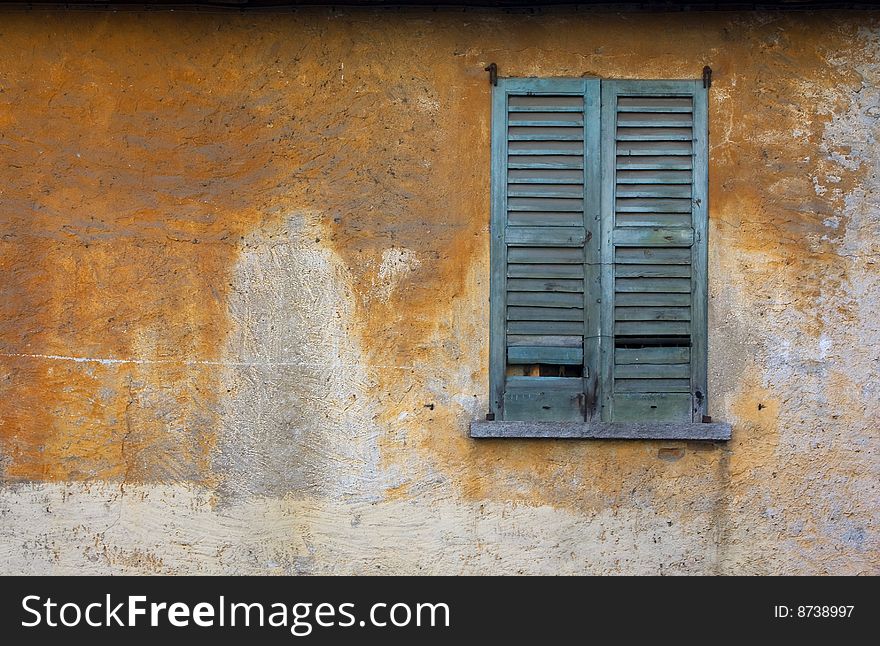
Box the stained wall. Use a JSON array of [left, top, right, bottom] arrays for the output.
[[0, 8, 877, 574]]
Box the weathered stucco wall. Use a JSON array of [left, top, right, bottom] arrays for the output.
[[0, 8, 877, 574]]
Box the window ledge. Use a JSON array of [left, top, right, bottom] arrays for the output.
[[470, 420, 731, 441]]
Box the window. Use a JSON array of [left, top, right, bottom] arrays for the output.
[[473, 77, 729, 440]]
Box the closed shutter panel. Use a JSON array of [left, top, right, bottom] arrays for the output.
[[490, 78, 601, 422], [600, 81, 708, 422]]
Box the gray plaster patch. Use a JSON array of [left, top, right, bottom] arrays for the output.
[[213, 214, 384, 502]]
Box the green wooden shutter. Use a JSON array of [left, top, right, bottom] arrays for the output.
[[600, 80, 709, 423], [490, 78, 601, 422]]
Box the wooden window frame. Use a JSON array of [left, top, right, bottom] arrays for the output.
[[474, 76, 730, 441]]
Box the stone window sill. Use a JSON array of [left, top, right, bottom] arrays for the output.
[[469, 420, 731, 441]]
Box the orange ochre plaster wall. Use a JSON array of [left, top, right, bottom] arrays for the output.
[[0, 8, 876, 574]]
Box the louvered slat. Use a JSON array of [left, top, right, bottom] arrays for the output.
[[491, 81, 599, 422], [602, 82, 706, 423], [491, 78, 706, 426], [506, 94, 586, 359]]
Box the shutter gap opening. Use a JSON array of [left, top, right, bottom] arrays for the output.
[[506, 364, 583, 378], [615, 336, 691, 348]]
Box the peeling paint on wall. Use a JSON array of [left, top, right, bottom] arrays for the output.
[[0, 9, 877, 574]]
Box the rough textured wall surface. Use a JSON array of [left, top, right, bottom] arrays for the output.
[[0, 8, 877, 574]]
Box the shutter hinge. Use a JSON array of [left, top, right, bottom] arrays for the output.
[[485, 411, 496, 421], [694, 390, 706, 422], [582, 376, 598, 421], [485, 63, 498, 87], [702, 66, 712, 89]]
